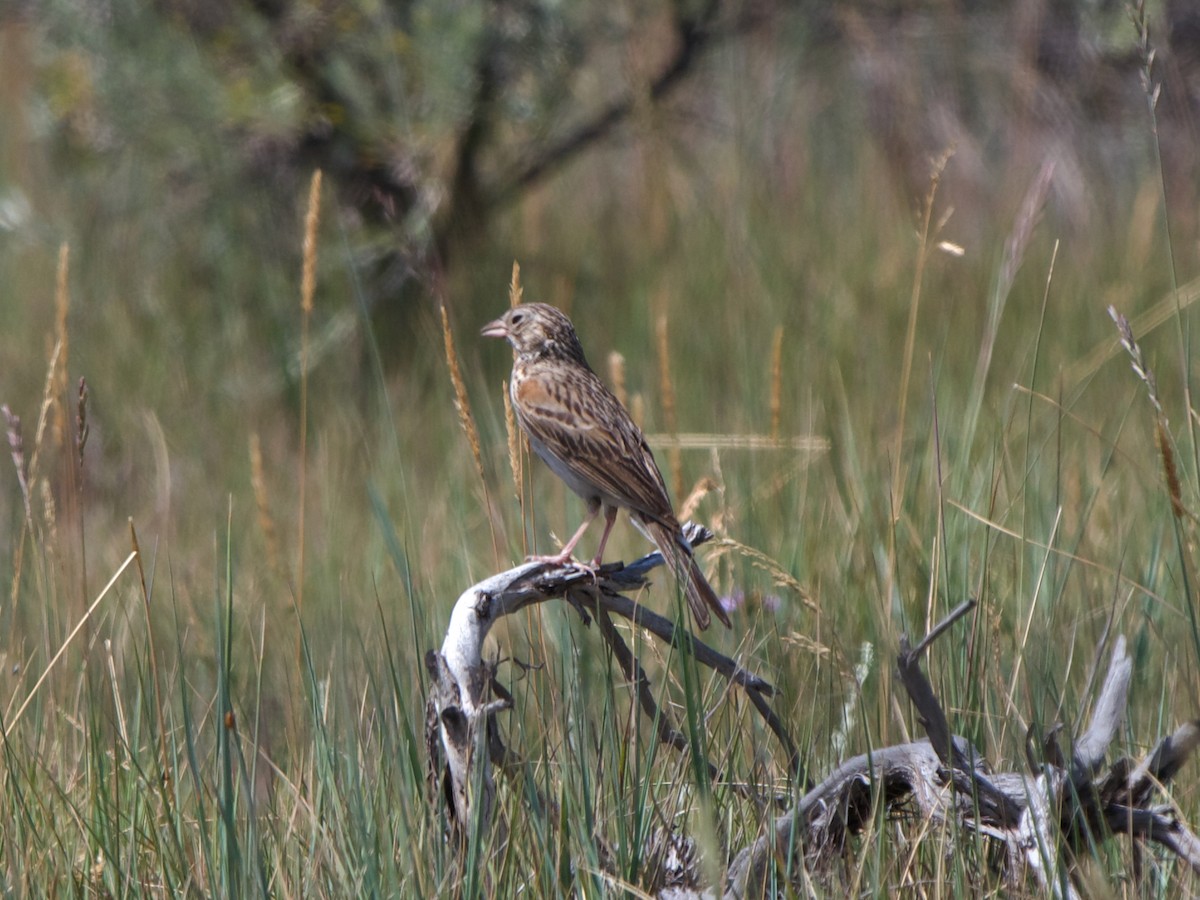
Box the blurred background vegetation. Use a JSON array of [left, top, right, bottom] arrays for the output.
[[2, 0, 1200, 893]]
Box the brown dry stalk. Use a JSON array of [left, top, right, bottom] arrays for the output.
[[441, 305, 486, 483], [249, 432, 283, 579], [51, 244, 70, 450], [9, 257, 72, 607], [76, 378, 89, 474], [3, 405, 30, 520], [509, 260, 523, 308], [709, 537, 818, 613], [608, 351, 627, 409], [301, 170, 323, 314], [894, 149, 953, 498], [503, 381, 523, 506], [28, 339, 62, 488], [1110, 306, 1192, 521], [442, 303, 502, 564], [769, 325, 784, 441], [678, 476, 717, 522], [655, 313, 682, 500], [998, 160, 1055, 300], [296, 169, 322, 627], [1109, 305, 1163, 414], [40, 478, 57, 549], [1157, 419, 1185, 519]]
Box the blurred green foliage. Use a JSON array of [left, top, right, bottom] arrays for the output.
[[1, 0, 1200, 893]]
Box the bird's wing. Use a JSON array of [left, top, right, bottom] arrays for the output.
[[514, 362, 677, 524]]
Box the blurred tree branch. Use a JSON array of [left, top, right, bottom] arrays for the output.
[[151, 0, 743, 331]]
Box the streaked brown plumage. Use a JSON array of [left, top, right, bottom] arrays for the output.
[[482, 302, 731, 630]]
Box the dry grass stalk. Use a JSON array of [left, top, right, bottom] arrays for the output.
[[296, 169, 322, 628], [505, 262, 528, 530], [51, 243, 70, 450], [893, 149, 953, 498], [5, 406, 30, 608], [1110, 306, 1190, 521], [608, 351, 627, 409], [678, 476, 717, 522], [28, 339, 63, 486], [509, 260, 523, 308], [76, 377, 89, 475], [655, 313, 682, 500], [301, 170, 323, 314], [997, 159, 1055, 300], [441, 305, 486, 484], [40, 479, 57, 548], [709, 537, 818, 613], [502, 381, 523, 504], [3, 405, 30, 521], [1157, 419, 1185, 520], [10, 338, 64, 606], [8, 257, 71, 607], [249, 432, 284, 580], [769, 325, 784, 441], [1109, 305, 1163, 414], [4, 551, 138, 736], [127, 518, 169, 771]]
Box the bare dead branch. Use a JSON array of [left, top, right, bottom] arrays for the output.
[[1071, 635, 1132, 776], [429, 548, 1200, 896], [725, 626, 1200, 898], [426, 522, 792, 843]]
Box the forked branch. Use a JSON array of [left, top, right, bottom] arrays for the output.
[[725, 610, 1200, 899], [424, 524, 793, 840]]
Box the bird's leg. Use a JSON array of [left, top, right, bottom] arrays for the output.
[[529, 501, 599, 565], [589, 505, 619, 568]]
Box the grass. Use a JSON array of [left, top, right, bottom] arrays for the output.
[[3, 8, 1200, 897]]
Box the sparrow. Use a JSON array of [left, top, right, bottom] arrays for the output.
[[482, 302, 731, 630]]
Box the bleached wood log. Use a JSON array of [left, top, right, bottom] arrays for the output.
[[723, 621, 1200, 899], [425, 524, 788, 841]]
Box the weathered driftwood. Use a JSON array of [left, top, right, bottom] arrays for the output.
[[424, 524, 794, 843], [427, 556, 1200, 896], [724, 602, 1200, 899]]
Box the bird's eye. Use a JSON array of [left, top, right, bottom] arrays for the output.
[[510, 311, 526, 326]]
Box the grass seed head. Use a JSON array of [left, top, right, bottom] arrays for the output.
[[441, 304, 485, 482], [301, 170, 323, 315]]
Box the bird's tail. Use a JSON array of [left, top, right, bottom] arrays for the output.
[[640, 518, 731, 631]]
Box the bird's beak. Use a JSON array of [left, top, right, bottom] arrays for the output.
[[481, 318, 508, 339]]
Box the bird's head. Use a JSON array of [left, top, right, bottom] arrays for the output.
[[481, 303, 587, 363]]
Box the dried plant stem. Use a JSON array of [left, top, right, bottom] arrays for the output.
[[506, 263, 529, 552], [1110, 304, 1200, 662], [892, 149, 951, 517], [128, 520, 170, 777], [441, 304, 500, 564], [502, 383, 525, 535], [74, 377, 89, 607], [51, 244, 70, 450], [4, 551, 137, 735], [3, 406, 30, 522], [508, 260, 523, 308], [8, 338, 60, 611], [297, 170, 322, 642], [1130, 1, 1197, 492]]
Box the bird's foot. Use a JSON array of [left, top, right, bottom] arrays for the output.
[[525, 550, 578, 566], [526, 552, 605, 581]]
